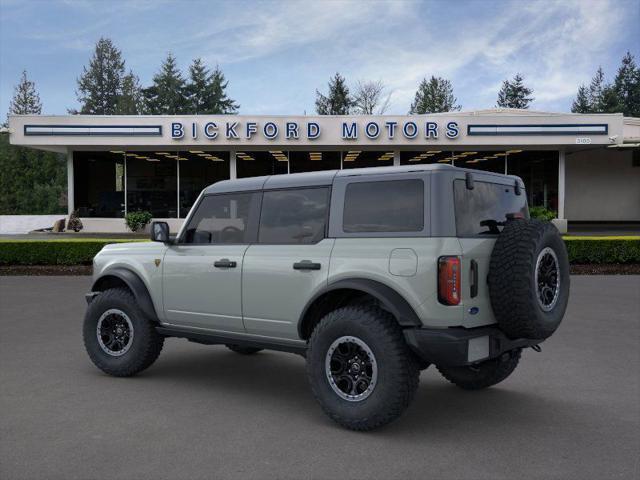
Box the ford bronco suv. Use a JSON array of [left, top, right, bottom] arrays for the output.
[[83, 164, 569, 430]]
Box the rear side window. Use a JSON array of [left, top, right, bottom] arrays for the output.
[[454, 180, 528, 236], [259, 188, 329, 244], [183, 192, 258, 244], [343, 179, 424, 233]]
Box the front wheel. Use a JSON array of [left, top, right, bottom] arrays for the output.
[[306, 305, 419, 431], [437, 349, 521, 390], [83, 288, 164, 377]]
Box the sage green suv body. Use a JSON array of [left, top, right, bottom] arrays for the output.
[[85, 164, 569, 430]]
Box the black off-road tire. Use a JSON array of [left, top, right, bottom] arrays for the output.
[[489, 219, 570, 340], [306, 305, 419, 431], [225, 344, 263, 355], [83, 288, 164, 377], [437, 349, 522, 390]]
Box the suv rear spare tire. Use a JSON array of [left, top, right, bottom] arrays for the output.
[[488, 219, 570, 340]]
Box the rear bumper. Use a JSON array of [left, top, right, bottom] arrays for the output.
[[403, 325, 541, 367]]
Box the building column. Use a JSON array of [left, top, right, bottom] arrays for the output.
[[66, 149, 74, 216], [554, 149, 568, 234], [393, 150, 400, 166], [558, 149, 566, 219], [230, 150, 237, 179], [176, 158, 180, 218]]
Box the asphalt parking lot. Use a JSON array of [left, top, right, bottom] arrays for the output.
[[1, 275, 638, 480]]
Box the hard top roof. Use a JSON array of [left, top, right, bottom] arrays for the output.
[[203, 163, 521, 194]]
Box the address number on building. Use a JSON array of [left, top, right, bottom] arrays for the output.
[[576, 137, 592, 144]]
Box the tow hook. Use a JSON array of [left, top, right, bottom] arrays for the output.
[[530, 344, 542, 353]]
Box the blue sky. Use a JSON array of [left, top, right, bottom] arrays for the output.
[[1, 0, 638, 117]]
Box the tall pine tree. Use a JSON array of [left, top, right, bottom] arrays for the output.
[[409, 76, 460, 114], [116, 71, 144, 115], [496, 74, 534, 109], [8, 70, 42, 117], [571, 85, 591, 113], [75, 38, 126, 114], [185, 59, 239, 114], [315, 73, 353, 115], [613, 51, 640, 117], [143, 53, 188, 114], [207, 65, 239, 114], [1, 72, 66, 214]]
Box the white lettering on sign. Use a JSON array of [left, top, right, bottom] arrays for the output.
[[576, 137, 592, 144]]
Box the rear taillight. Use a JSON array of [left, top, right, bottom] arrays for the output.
[[438, 256, 461, 306]]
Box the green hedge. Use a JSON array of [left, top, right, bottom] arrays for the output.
[[563, 237, 640, 264], [0, 237, 638, 266], [0, 239, 147, 266]]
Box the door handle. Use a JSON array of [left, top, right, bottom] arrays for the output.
[[214, 258, 237, 268], [293, 260, 321, 271], [470, 259, 478, 298]]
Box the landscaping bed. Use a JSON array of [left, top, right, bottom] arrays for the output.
[[1, 236, 638, 275]]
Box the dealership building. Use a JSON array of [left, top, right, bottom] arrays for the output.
[[7, 109, 640, 233]]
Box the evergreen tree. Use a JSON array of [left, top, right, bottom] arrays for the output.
[[571, 85, 591, 113], [116, 71, 144, 115], [8, 70, 42, 116], [613, 51, 640, 117], [75, 37, 126, 114], [409, 76, 460, 114], [1, 71, 65, 214], [496, 74, 534, 109], [315, 73, 353, 115], [185, 59, 239, 114], [587, 67, 607, 112], [207, 65, 239, 114], [186, 58, 209, 114], [143, 53, 188, 114]]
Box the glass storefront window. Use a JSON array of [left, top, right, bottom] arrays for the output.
[[126, 152, 177, 218], [73, 151, 125, 218], [236, 151, 289, 178], [289, 151, 341, 173], [400, 150, 452, 165], [507, 151, 558, 210], [342, 150, 394, 169], [177, 150, 230, 217]]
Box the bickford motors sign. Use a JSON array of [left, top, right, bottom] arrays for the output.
[[171, 119, 461, 141]]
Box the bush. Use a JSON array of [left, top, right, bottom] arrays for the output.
[[125, 211, 153, 232], [529, 206, 557, 221], [67, 210, 83, 232], [0, 239, 147, 265], [563, 237, 640, 264], [0, 237, 637, 267]]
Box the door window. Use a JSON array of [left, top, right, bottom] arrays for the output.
[[182, 192, 259, 244], [258, 188, 330, 244]]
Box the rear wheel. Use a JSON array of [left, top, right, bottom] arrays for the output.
[[306, 305, 419, 431], [225, 344, 263, 355], [83, 288, 164, 377], [437, 349, 521, 390]]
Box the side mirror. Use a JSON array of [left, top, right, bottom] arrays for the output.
[[151, 221, 170, 243]]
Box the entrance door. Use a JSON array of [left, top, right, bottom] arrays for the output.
[[242, 187, 333, 340], [162, 191, 260, 333]]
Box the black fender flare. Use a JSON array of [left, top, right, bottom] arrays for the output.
[[92, 267, 159, 322], [298, 278, 422, 338]]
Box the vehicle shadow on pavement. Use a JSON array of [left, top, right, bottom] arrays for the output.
[[112, 343, 588, 437]]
